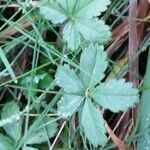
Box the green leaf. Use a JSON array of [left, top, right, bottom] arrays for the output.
[[20, 74, 46, 99], [82, 99, 107, 147], [80, 43, 108, 88], [26, 117, 58, 144], [40, 1, 67, 24], [62, 19, 111, 50], [57, 94, 83, 118], [75, 19, 111, 44], [74, 0, 111, 19], [55, 65, 83, 94], [91, 79, 139, 112], [0, 134, 14, 150], [1, 101, 22, 143], [63, 21, 81, 50]]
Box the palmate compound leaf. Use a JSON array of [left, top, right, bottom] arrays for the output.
[[26, 117, 58, 144], [82, 99, 107, 147], [54, 46, 139, 147], [1, 101, 22, 143], [57, 94, 84, 118], [55, 64, 84, 94], [91, 79, 139, 112], [40, 0, 111, 50], [80, 43, 108, 88]]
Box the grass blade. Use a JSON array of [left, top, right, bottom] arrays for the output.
[[137, 45, 150, 149], [0, 47, 17, 83]]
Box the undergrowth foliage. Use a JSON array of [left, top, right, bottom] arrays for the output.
[[0, 101, 58, 150], [0, 0, 140, 149], [40, 0, 139, 147]]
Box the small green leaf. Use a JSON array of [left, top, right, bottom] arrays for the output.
[[0, 134, 14, 150], [20, 74, 46, 99], [40, 1, 67, 24], [37, 70, 53, 89], [91, 79, 139, 112], [26, 117, 58, 144], [57, 94, 83, 118], [63, 21, 81, 50], [80, 43, 108, 88], [55, 65, 83, 94], [82, 99, 107, 147], [1, 101, 22, 143]]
